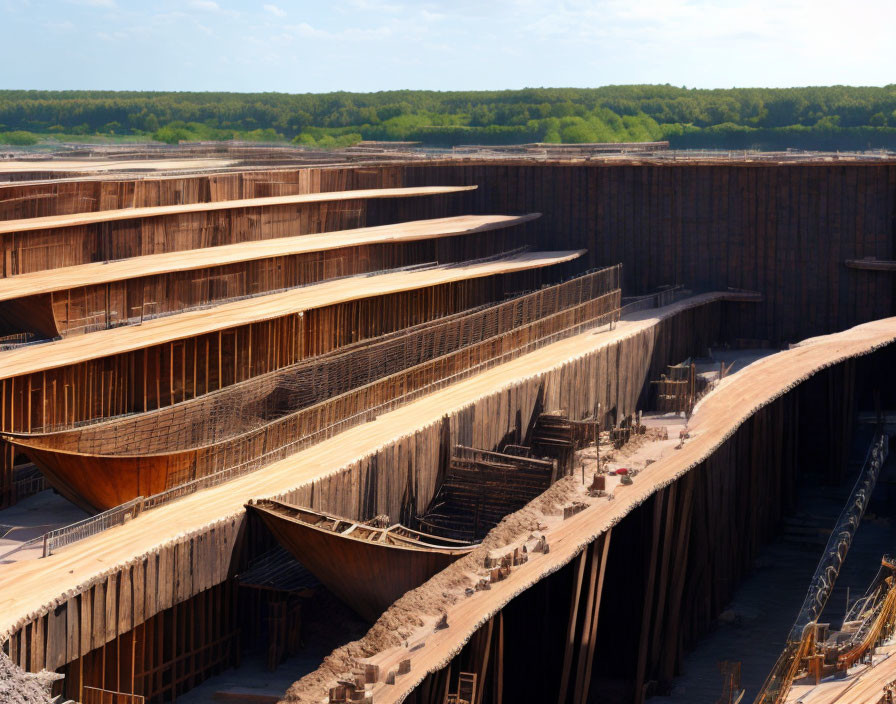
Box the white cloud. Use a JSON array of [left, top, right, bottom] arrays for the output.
[[96, 29, 128, 41], [264, 3, 286, 17], [346, 0, 404, 12]]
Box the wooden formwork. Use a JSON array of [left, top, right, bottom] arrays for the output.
[[62, 581, 239, 704], [399, 161, 896, 344], [417, 446, 556, 541]]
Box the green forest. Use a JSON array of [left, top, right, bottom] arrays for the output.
[[2, 85, 896, 151]]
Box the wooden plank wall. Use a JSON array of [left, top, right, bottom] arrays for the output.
[[3, 515, 243, 684], [0, 298, 725, 685], [62, 581, 239, 704], [399, 162, 896, 344], [0, 166, 406, 220]]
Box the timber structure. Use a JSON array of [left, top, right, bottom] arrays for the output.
[[3, 263, 615, 511], [0, 151, 894, 704]]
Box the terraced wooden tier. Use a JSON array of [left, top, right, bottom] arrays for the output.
[[0, 213, 540, 338], [0, 214, 539, 303], [0, 249, 583, 381], [0, 186, 477, 235], [248, 500, 475, 622], [4, 265, 616, 512]]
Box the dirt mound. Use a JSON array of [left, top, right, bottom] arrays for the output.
[[0, 649, 61, 704]]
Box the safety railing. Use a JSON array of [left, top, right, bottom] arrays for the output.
[[41, 497, 144, 557]]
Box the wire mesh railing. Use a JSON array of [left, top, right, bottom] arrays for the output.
[[8, 276, 731, 558], [142, 297, 623, 509], [21, 264, 622, 456]]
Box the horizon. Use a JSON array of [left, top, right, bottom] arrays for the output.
[[2, 84, 896, 95], [3, 1, 894, 93]]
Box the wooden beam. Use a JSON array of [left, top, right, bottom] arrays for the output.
[[634, 489, 665, 704], [557, 549, 588, 704], [579, 530, 612, 704]]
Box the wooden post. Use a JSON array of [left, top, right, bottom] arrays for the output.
[[557, 550, 588, 704], [494, 611, 504, 704], [475, 617, 494, 704], [579, 530, 612, 704], [634, 490, 665, 704]]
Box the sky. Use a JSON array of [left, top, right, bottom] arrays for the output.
[[2, 0, 894, 92]]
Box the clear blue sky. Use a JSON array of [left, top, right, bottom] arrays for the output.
[[3, 0, 894, 92]]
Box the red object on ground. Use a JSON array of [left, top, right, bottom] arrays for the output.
[[615, 468, 629, 475]]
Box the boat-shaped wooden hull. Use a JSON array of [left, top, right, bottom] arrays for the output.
[[15, 443, 194, 513], [247, 499, 474, 622]]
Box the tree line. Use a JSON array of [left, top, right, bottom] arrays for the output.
[[1, 85, 895, 150]]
